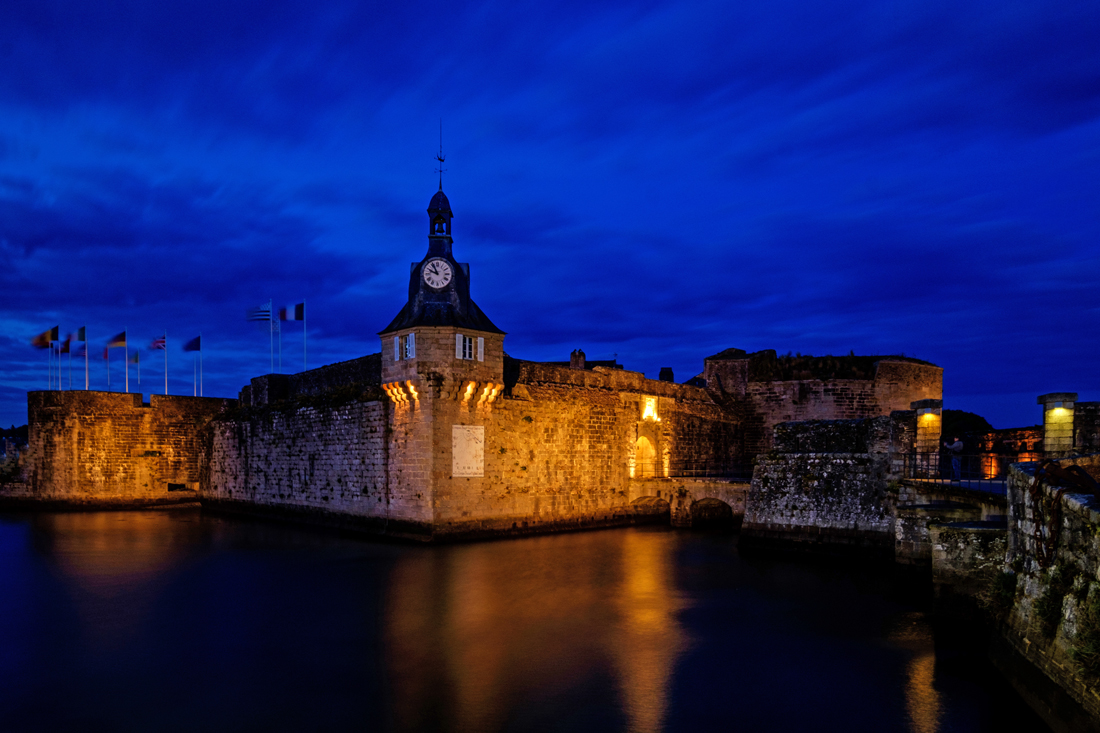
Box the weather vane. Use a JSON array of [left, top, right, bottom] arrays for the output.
[[435, 119, 447, 189]]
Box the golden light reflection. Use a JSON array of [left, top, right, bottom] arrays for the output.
[[641, 397, 660, 422], [405, 380, 418, 401], [610, 531, 687, 733], [888, 612, 942, 733], [462, 380, 477, 403], [383, 530, 686, 733], [37, 510, 192, 650]]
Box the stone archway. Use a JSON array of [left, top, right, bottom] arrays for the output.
[[635, 435, 657, 478], [690, 497, 736, 530]]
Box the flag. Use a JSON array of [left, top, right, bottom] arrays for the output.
[[74, 343, 87, 358], [183, 336, 201, 352], [130, 351, 140, 364], [106, 331, 126, 348], [60, 335, 72, 354], [246, 304, 271, 321], [31, 326, 57, 349], [76, 326, 86, 341], [279, 303, 305, 321], [151, 335, 166, 350]]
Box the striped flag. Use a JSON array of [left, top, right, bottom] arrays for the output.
[[31, 326, 59, 349], [246, 303, 271, 321], [74, 343, 87, 358], [183, 336, 201, 352], [106, 331, 126, 348], [279, 303, 305, 321], [151, 335, 166, 350]]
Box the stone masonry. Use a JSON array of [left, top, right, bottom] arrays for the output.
[[19, 390, 233, 504]]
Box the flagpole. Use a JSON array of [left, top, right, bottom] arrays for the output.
[[200, 332, 203, 397], [164, 331, 168, 396], [124, 328, 129, 394], [304, 299, 307, 372], [269, 299, 274, 374], [85, 326, 89, 390]]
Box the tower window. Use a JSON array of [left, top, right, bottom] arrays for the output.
[[394, 333, 416, 361], [455, 334, 485, 361], [457, 334, 473, 360]]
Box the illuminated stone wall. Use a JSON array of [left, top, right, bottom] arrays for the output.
[[202, 400, 423, 532], [202, 354, 739, 539], [19, 390, 233, 503], [425, 359, 739, 537]]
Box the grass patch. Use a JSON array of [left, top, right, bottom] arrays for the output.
[[1035, 562, 1077, 639], [1072, 589, 1100, 679]]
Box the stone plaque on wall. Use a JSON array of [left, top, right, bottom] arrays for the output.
[[452, 425, 485, 477]]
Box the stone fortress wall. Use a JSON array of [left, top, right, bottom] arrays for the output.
[[19, 390, 233, 504], [198, 349, 742, 540], [703, 349, 942, 455]]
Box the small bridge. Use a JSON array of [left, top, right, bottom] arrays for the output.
[[629, 477, 750, 528]]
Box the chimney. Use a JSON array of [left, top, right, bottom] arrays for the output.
[[570, 349, 586, 370], [658, 367, 674, 382]]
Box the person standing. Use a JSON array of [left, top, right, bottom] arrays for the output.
[[944, 436, 964, 482]]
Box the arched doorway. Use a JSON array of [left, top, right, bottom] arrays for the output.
[[635, 436, 657, 478]]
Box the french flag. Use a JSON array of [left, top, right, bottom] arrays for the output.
[[280, 303, 305, 321]]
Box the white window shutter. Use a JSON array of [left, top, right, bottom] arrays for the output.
[[456, 333, 464, 358], [394, 336, 400, 361], [477, 337, 484, 362], [408, 333, 415, 358]]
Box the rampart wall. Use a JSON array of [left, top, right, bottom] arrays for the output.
[[240, 353, 382, 406], [704, 351, 941, 454], [420, 361, 741, 537], [15, 391, 233, 504], [202, 399, 435, 535], [741, 413, 915, 551], [999, 453, 1100, 724]]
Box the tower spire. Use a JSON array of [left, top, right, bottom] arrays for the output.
[[435, 119, 446, 190]]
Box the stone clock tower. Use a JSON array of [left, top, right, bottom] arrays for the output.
[[379, 185, 506, 528]]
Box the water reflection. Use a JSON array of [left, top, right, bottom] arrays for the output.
[[610, 531, 688, 733], [385, 530, 687, 733], [888, 612, 943, 733], [31, 510, 195, 650]]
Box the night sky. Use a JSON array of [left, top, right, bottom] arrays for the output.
[[1, 0, 1097, 429]]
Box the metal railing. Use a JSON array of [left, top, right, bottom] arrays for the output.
[[632, 459, 754, 481], [900, 452, 1020, 494]]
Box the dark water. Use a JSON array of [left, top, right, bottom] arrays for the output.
[[0, 509, 1048, 733]]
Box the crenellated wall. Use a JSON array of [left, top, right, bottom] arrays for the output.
[[15, 390, 233, 504], [704, 350, 941, 454]]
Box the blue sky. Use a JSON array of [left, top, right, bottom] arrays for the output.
[[1, 0, 1097, 429]]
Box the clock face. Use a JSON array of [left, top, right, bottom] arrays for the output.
[[423, 258, 453, 289]]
